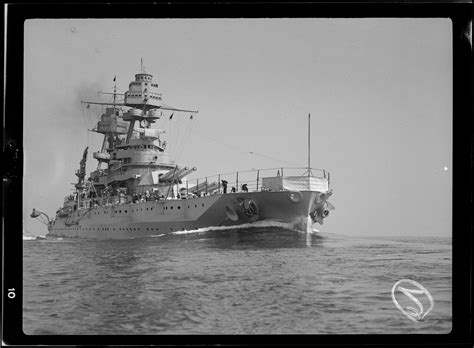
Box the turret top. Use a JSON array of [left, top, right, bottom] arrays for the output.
[[134, 73, 153, 82]]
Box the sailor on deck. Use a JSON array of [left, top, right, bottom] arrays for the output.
[[221, 180, 228, 194]]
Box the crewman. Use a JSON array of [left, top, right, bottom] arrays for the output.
[[241, 183, 248, 192], [221, 180, 228, 194]]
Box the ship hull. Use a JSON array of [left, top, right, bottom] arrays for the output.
[[47, 190, 326, 239]]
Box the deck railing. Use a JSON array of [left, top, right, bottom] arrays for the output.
[[182, 167, 330, 196], [81, 166, 331, 209]]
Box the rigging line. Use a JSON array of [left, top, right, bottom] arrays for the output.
[[160, 102, 197, 113], [161, 113, 173, 154], [195, 134, 300, 166], [173, 116, 185, 159], [163, 113, 173, 153], [181, 119, 194, 157], [80, 103, 90, 148], [175, 118, 194, 163], [248, 151, 300, 166], [161, 102, 173, 109], [170, 112, 183, 157], [177, 115, 191, 159], [85, 106, 95, 173], [172, 120, 183, 161]]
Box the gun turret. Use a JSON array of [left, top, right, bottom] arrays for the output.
[[174, 167, 190, 180], [176, 167, 197, 180], [189, 181, 219, 194], [159, 166, 181, 182]]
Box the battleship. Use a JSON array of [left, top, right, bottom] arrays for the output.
[[31, 64, 334, 239]]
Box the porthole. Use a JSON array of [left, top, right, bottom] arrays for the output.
[[177, 206, 181, 210], [195, 204, 197, 208], [202, 204, 204, 207], [171, 206, 173, 210]]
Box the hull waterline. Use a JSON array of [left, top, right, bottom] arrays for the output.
[[47, 190, 325, 240]]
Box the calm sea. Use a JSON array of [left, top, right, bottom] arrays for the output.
[[23, 227, 452, 335]]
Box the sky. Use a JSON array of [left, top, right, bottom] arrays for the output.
[[23, 18, 452, 237]]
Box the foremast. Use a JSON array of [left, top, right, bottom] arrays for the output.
[[79, 62, 198, 205]]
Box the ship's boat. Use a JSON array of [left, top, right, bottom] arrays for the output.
[[93, 152, 110, 162], [32, 63, 334, 239]]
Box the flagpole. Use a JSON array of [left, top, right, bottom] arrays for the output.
[[113, 76, 117, 113], [308, 113, 311, 177]]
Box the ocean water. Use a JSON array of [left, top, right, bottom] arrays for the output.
[[23, 227, 452, 335]]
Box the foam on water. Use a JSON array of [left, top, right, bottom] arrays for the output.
[[23, 235, 37, 241], [23, 235, 46, 241], [149, 233, 166, 238], [171, 219, 299, 235]]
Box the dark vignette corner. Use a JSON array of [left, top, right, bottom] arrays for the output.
[[2, 2, 472, 347]]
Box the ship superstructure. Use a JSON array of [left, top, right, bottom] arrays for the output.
[[32, 64, 334, 239]]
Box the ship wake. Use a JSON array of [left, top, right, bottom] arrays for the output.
[[171, 217, 317, 236], [23, 235, 47, 241]]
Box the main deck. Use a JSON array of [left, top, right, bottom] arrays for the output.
[[48, 169, 332, 239]]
